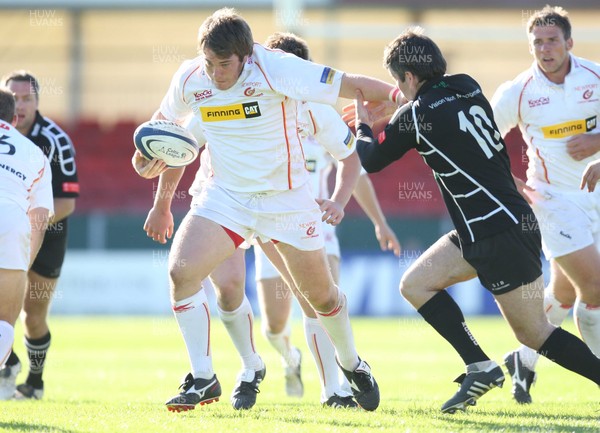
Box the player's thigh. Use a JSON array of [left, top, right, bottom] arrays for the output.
[[494, 275, 553, 349], [327, 254, 340, 284], [401, 233, 475, 293], [548, 259, 577, 304], [555, 244, 600, 304], [170, 214, 236, 289], [0, 269, 27, 325]]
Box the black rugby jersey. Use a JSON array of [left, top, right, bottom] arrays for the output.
[[357, 74, 532, 244], [27, 111, 79, 199]]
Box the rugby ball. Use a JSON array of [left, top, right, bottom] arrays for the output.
[[133, 119, 200, 167]]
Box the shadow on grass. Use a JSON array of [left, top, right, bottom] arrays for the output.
[[0, 422, 79, 433]]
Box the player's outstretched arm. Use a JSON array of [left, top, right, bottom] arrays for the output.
[[317, 152, 361, 226], [339, 73, 400, 103], [352, 175, 401, 256]]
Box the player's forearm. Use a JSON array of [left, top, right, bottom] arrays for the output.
[[153, 167, 185, 210], [330, 152, 361, 207], [353, 174, 387, 227], [339, 73, 397, 102], [52, 197, 75, 223]]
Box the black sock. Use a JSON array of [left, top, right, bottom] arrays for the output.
[[25, 332, 51, 389], [418, 291, 489, 365], [538, 327, 600, 385], [5, 350, 20, 367]]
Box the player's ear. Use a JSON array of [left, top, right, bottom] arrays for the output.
[[11, 114, 17, 127], [566, 37, 573, 51]]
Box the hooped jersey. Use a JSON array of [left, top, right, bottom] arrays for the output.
[[0, 119, 53, 214], [160, 43, 343, 193], [492, 54, 600, 189], [27, 111, 79, 198], [356, 74, 531, 244]]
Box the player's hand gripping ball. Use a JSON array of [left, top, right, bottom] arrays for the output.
[[133, 120, 199, 167]]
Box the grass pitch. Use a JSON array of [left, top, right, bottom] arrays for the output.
[[0, 316, 598, 433]]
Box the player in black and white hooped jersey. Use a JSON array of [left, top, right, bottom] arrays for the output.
[[351, 27, 600, 413], [0, 71, 79, 401]]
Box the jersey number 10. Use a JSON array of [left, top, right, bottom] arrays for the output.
[[458, 105, 503, 159]]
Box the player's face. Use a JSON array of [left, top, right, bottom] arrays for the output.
[[6, 79, 38, 135], [529, 25, 572, 82], [203, 49, 247, 91], [390, 70, 416, 101]]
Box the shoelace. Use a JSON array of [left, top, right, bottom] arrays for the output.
[[178, 375, 195, 392], [235, 381, 260, 394]]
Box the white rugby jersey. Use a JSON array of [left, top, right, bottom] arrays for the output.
[[160, 43, 343, 193], [297, 101, 357, 199], [0, 119, 53, 214], [492, 54, 600, 189]]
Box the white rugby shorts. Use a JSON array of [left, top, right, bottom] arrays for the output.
[[254, 222, 341, 280], [526, 180, 600, 259], [0, 202, 30, 271], [190, 179, 325, 252]]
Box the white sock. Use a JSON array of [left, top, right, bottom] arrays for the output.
[[517, 289, 575, 370], [544, 289, 572, 326], [218, 296, 263, 371], [0, 321, 14, 368], [263, 322, 300, 368], [303, 316, 351, 402], [574, 299, 600, 357], [314, 291, 359, 373], [172, 289, 213, 379]]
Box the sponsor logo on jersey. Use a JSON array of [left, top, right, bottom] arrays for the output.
[[320, 67, 336, 85], [343, 129, 355, 149], [583, 89, 594, 100], [62, 182, 80, 193], [193, 89, 213, 101], [244, 87, 255, 96], [200, 102, 261, 122], [305, 158, 317, 173], [528, 96, 550, 108], [541, 116, 597, 138]]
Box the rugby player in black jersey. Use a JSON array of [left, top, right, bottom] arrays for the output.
[[352, 28, 600, 413]]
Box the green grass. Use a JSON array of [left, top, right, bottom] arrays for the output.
[[0, 316, 598, 433]]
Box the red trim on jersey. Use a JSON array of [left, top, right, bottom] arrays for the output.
[[62, 182, 80, 193], [182, 65, 201, 104], [254, 59, 275, 91], [312, 334, 326, 386], [517, 75, 534, 124], [203, 302, 211, 356], [222, 226, 245, 248], [280, 101, 293, 189], [271, 239, 280, 244], [579, 64, 600, 80], [535, 147, 550, 184], [308, 109, 318, 135]]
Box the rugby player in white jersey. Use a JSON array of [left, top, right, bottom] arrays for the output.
[[491, 5, 600, 404], [0, 88, 53, 386], [132, 8, 400, 412], [253, 32, 400, 407]]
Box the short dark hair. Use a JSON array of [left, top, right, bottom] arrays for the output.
[[527, 5, 571, 40], [198, 8, 254, 61], [2, 70, 40, 100], [264, 32, 310, 61], [0, 87, 16, 123], [384, 27, 447, 83]]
